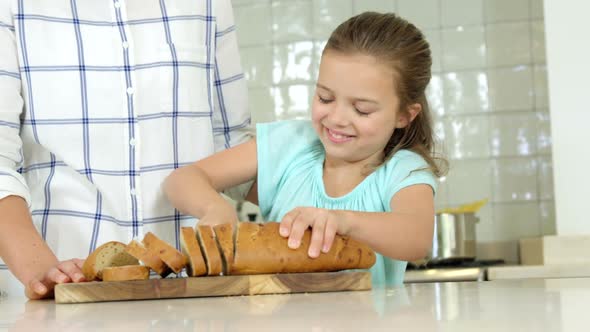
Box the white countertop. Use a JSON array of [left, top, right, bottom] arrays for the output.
[[1, 278, 588, 331]]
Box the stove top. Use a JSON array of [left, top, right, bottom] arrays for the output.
[[404, 259, 506, 283], [406, 259, 505, 270]]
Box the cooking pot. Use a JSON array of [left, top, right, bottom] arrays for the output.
[[426, 212, 479, 263]]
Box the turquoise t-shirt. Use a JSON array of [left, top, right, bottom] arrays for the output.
[[256, 120, 437, 286]]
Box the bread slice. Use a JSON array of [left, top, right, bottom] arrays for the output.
[[196, 225, 223, 276], [125, 239, 172, 277], [82, 241, 139, 281], [102, 265, 150, 281], [180, 227, 207, 277], [142, 232, 188, 274], [231, 222, 377, 275], [213, 223, 235, 275]]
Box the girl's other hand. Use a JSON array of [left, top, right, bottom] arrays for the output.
[[25, 258, 86, 300], [279, 207, 346, 258]]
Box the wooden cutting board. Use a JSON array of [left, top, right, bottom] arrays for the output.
[[54, 271, 371, 304]]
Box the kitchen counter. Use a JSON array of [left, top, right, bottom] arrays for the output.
[[1, 278, 588, 331]]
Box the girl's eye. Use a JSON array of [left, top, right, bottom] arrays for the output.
[[355, 108, 370, 116], [318, 96, 333, 104]]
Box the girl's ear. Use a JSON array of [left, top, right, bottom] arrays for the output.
[[395, 103, 422, 128]]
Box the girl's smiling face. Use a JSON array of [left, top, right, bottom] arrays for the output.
[[312, 51, 412, 166]]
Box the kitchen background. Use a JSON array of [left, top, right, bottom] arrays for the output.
[[229, 0, 551, 263]]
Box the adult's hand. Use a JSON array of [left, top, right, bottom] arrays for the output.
[[25, 258, 86, 300]]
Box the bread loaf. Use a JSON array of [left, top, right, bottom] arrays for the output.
[[142, 232, 187, 274], [85, 221, 376, 281], [196, 225, 223, 276], [125, 240, 172, 277], [103, 265, 150, 281], [82, 241, 139, 281], [180, 227, 207, 277], [231, 222, 376, 275]]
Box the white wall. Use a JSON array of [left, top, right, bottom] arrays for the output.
[[544, 0, 590, 235]]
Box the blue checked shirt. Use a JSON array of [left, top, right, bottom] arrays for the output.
[[0, 0, 251, 278]]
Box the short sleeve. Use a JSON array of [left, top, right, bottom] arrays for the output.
[[256, 120, 318, 217], [0, 3, 31, 206], [379, 150, 437, 208]]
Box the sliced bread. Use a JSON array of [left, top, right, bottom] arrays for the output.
[[102, 265, 150, 281], [125, 239, 172, 277], [142, 232, 188, 274], [82, 241, 139, 281], [180, 227, 207, 277], [196, 225, 223, 276], [213, 223, 235, 275]]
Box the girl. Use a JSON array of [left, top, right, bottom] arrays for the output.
[[164, 12, 446, 286]]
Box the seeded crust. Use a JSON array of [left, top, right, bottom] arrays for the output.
[[125, 240, 172, 277], [180, 227, 207, 277], [142, 232, 188, 274], [231, 222, 377, 275], [213, 223, 235, 275], [196, 225, 223, 276]]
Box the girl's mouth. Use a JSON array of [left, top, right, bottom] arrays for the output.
[[325, 127, 354, 143]]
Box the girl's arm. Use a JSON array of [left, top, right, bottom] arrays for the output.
[[280, 184, 434, 261], [163, 139, 258, 222], [337, 184, 434, 261]]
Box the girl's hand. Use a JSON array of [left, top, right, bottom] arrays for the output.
[[197, 201, 239, 226], [25, 258, 86, 300], [279, 207, 348, 258]]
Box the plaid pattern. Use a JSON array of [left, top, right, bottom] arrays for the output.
[[0, 0, 250, 273]]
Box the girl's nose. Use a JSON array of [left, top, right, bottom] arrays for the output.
[[326, 103, 349, 127]]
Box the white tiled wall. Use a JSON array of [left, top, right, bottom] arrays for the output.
[[231, 0, 553, 246]]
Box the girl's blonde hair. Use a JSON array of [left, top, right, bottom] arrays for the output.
[[324, 12, 447, 177]]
